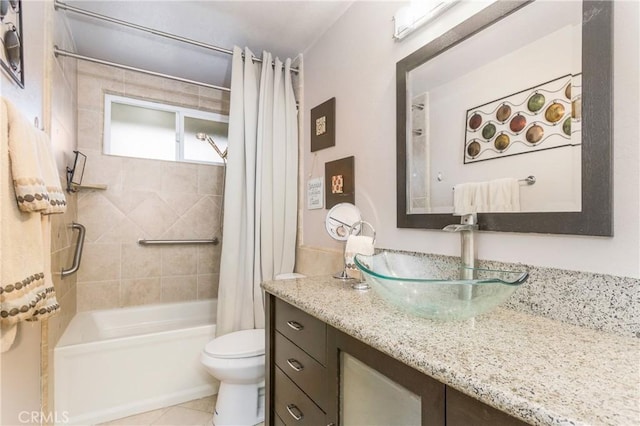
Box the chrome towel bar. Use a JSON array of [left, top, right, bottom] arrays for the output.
[[452, 175, 536, 190], [138, 238, 219, 246], [62, 223, 86, 278]]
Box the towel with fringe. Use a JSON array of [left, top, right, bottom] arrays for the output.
[[1, 98, 60, 352], [4, 99, 67, 214], [453, 178, 520, 215]]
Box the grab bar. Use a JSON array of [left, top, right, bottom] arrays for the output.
[[61, 223, 86, 278], [137, 238, 219, 246]]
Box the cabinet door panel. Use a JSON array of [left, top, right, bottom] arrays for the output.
[[341, 352, 421, 426], [334, 329, 445, 426]]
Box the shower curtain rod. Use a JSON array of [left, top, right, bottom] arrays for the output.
[[53, 46, 231, 92], [53, 0, 299, 74]]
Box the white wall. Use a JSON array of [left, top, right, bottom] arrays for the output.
[[302, 1, 640, 278]]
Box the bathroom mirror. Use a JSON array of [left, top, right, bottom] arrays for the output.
[[325, 202, 362, 241], [397, 0, 612, 236]]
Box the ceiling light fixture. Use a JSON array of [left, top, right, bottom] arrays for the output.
[[393, 0, 461, 41]]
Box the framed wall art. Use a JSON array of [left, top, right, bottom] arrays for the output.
[[311, 97, 335, 152], [464, 74, 580, 164], [325, 156, 354, 209], [1, 0, 24, 88]]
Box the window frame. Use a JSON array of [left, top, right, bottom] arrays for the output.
[[103, 94, 229, 165]]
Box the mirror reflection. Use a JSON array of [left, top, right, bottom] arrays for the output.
[[406, 1, 582, 215]]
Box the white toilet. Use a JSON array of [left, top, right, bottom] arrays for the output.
[[201, 329, 266, 426], [201, 273, 304, 426]]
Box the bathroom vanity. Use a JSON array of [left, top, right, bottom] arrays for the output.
[[263, 275, 639, 426]]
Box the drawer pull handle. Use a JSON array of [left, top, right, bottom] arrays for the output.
[[286, 320, 304, 331], [286, 404, 304, 421], [287, 358, 304, 372]]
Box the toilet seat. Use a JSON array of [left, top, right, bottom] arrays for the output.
[[204, 329, 264, 359]]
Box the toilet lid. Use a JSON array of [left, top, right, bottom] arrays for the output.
[[204, 329, 265, 359]]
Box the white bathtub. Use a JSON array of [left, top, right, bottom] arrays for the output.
[[54, 300, 218, 425]]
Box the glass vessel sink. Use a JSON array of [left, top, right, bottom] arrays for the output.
[[354, 251, 528, 321]]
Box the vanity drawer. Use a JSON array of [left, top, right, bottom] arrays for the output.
[[274, 367, 326, 426], [274, 299, 326, 365], [274, 331, 327, 410]]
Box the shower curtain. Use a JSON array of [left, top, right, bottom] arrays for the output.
[[216, 47, 298, 336]]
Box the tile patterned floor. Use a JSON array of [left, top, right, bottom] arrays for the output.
[[97, 395, 265, 426]]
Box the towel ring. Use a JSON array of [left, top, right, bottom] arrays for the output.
[[349, 220, 376, 245]]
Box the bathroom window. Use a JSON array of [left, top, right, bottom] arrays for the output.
[[104, 95, 229, 164]]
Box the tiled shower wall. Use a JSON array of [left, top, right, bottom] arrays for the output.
[[75, 61, 229, 311]]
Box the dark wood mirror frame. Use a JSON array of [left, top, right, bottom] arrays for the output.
[[396, 0, 612, 236]]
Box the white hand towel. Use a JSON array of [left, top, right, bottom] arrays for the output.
[[4, 98, 66, 214], [454, 178, 521, 214], [453, 182, 477, 215], [488, 177, 520, 212], [345, 235, 375, 279], [473, 181, 491, 213], [454, 181, 490, 213]]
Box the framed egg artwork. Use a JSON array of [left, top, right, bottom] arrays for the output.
[[464, 74, 581, 164]]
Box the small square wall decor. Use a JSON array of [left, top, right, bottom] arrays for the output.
[[325, 156, 354, 209], [311, 97, 336, 152]]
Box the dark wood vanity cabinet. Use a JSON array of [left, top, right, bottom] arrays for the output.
[[266, 294, 528, 426], [268, 297, 335, 426]]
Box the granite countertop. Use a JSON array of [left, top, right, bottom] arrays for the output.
[[262, 275, 640, 426]]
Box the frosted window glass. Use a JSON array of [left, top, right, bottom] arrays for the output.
[[184, 117, 228, 163], [109, 103, 176, 161], [341, 353, 421, 426]]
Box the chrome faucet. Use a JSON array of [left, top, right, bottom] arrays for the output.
[[443, 213, 478, 291]]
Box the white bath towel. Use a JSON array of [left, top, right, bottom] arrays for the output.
[[345, 235, 375, 279], [454, 178, 520, 215], [1, 98, 60, 352], [4, 98, 66, 214]]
